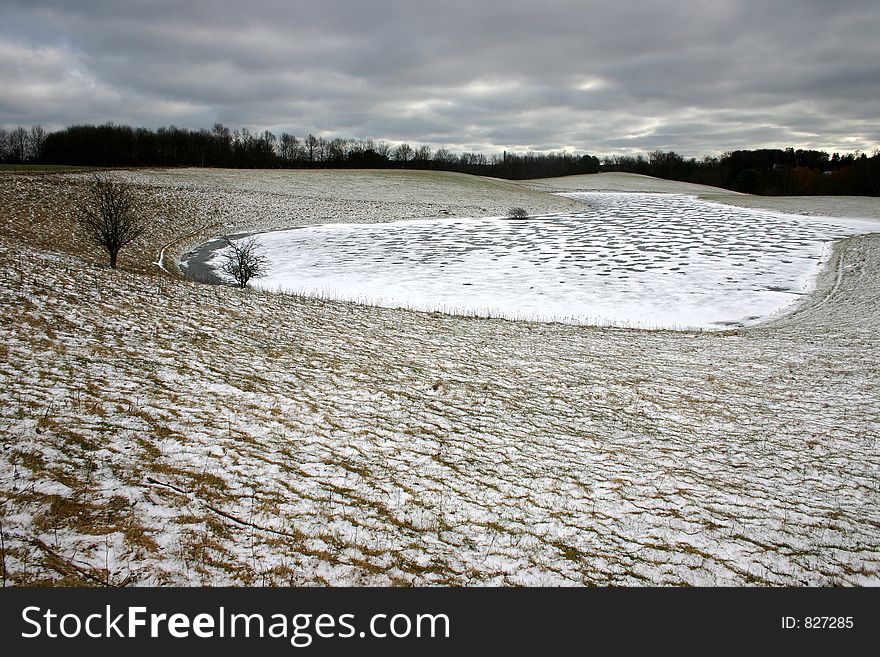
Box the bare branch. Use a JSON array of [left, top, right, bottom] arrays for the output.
[[76, 174, 146, 269]]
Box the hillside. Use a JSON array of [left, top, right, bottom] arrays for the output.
[[1, 169, 878, 585]]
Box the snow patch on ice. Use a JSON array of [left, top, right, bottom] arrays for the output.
[[209, 193, 879, 329]]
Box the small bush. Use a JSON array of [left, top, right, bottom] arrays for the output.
[[219, 236, 267, 288], [507, 207, 529, 219]]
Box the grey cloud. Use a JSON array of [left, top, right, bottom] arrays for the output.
[[1, 0, 878, 156]]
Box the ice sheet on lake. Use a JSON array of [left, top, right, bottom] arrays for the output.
[[208, 193, 879, 329]]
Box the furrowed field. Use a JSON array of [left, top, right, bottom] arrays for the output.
[[1, 169, 878, 585]]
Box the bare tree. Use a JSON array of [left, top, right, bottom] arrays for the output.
[[394, 143, 413, 163], [76, 174, 146, 269], [328, 137, 347, 163], [279, 132, 299, 163], [316, 136, 328, 163], [259, 130, 277, 166], [305, 134, 318, 163], [218, 236, 267, 288], [29, 125, 46, 162], [433, 148, 456, 165], [375, 141, 392, 160], [8, 127, 29, 163]]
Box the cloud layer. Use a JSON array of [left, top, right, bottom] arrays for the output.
[[2, 0, 879, 156]]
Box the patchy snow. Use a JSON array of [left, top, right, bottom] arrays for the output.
[[210, 192, 879, 329], [1, 168, 879, 587]]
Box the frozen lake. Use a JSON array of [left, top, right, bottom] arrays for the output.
[[209, 193, 878, 329]]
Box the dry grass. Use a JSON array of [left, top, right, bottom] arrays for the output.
[[0, 168, 878, 586]]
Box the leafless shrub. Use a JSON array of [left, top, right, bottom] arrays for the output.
[[76, 174, 145, 269], [219, 236, 267, 288], [507, 206, 529, 219]]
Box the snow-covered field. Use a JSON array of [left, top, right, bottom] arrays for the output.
[[211, 192, 878, 329], [1, 169, 878, 586]]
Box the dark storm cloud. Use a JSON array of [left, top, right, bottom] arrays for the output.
[[1, 0, 878, 155]]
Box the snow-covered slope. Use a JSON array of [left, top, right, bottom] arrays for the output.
[[1, 169, 878, 585]]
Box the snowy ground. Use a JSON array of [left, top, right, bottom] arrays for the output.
[[1, 169, 878, 586], [208, 192, 879, 329]]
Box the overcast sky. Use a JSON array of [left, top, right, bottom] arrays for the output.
[[2, 0, 879, 157]]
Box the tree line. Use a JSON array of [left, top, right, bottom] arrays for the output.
[[2, 122, 877, 195], [2, 123, 599, 180], [605, 148, 880, 196], [0, 125, 47, 163]]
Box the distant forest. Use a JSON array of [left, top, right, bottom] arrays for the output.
[[2, 123, 878, 195], [604, 148, 879, 196]]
